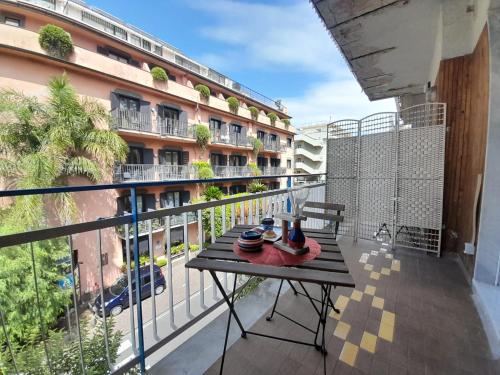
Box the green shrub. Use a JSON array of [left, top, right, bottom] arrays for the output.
[[38, 24, 73, 59], [267, 112, 278, 126], [195, 84, 211, 100], [248, 162, 261, 176], [226, 96, 239, 114], [120, 255, 159, 272], [156, 258, 167, 267], [195, 124, 210, 151], [189, 243, 200, 252], [250, 137, 263, 158], [283, 119, 290, 127], [151, 66, 168, 81], [248, 106, 259, 121], [192, 161, 214, 180], [203, 186, 223, 201], [248, 181, 267, 193], [171, 243, 184, 255]]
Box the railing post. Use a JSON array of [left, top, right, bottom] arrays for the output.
[[130, 187, 146, 374], [287, 176, 292, 214]]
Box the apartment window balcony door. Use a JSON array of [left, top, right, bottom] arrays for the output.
[[229, 155, 247, 167]]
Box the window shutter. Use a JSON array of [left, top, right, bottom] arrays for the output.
[[139, 100, 151, 131], [179, 111, 188, 124], [221, 122, 228, 135], [145, 194, 156, 211], [97, 46, 108, 55], [116, 197, 125, 215], [143, 148, 154, 164], [222, 155, 228, 166], [264, 158, 269, 167], [159, 192, 166, 208], [241, 155, 247, 166], [110, 92, 120, 111], [182, 151, 189, 165], [181, 191, 191, 205]]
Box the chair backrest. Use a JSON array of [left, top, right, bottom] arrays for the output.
[[303, 201, 345, 239]]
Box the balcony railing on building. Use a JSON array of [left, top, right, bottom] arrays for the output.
[[111, 108, 153, 133], [212, 165, 253, 178], [114, 164, 192, 182], [259, 166, 286, 176], [211, 129, 250, 147], [157, 118, 194, 138], [116, 212, 198, 239]]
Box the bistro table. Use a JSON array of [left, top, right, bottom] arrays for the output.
[[185, 225, 355, 375]]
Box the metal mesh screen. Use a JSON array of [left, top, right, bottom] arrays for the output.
[[327, 120, 359, 236], [326, 103, 446, 255]]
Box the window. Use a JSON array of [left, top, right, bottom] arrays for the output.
[[209, 118, 222, 131], [269, 134, 277, 142], [159, 149, 180, 165], [120, 194, 155, 214], [257, 130, 265, 141], [160, 191, 181, 208], [287, 138, 292, 147], [142, 39, 151, 51], [287, 159, 292, 169], [4, 16, 20, 27], [270, 158, 280, 167], [158, 106, 179, 122], [154, 45, 163, 56], [82, 11, 127, 40], [127, 147, 144, 164], [257, 156, 268, 167], [231, 124, 242, 134], [107, 50, 129, 64], [119, 95, 140, 111], [131, 34, 142, 47], [211, 153, 226, 166], [230, 185, 246, 194], [229, 155, 246, 166]]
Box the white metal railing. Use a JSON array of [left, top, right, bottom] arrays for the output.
[[157, 118, 194, 138], [114, 164, 192, 182], [259, 166, 286, 176], [212, 165, 253, 178], [111, 109, 153, 132], [0, 180, 324, 374]]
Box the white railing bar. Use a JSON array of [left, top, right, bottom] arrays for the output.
[[231, 203, 236, 229], [210, 206, 217, 299], [165, 216, 175, 329], [256, 198, 260, 224], [197, 209, 205, 308], [240, 201, 244, 225], [147, 219, 159, 340], [183, 213, 191, 317], [96, 228, 112, 368], [124, 223, 137, 354], [249, 199, 253, 225], [222, 205, 228, 291]]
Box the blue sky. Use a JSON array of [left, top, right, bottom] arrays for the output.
[[86, 0, 396, 126]]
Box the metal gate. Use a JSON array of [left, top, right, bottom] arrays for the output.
[[327, 103, 446, 256]]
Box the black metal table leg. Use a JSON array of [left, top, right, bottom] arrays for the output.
[[266, 279, 283, 321]]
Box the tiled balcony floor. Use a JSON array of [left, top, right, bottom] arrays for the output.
[[204, 238, 498, 375]]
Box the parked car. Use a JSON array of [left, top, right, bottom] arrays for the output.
[[92, 264, 165, 316]]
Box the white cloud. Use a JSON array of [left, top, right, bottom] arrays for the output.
[[187, 0, 397, 124], [285, 78, 397, 126]]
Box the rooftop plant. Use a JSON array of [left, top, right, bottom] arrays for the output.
[[267, 112, 278, 126], [283, 119, 290, 127], [38, 24, 73, 59], [226, 96, 239, 115], [194, 124, 210, 151], [248, 106, 259, 121], [195, 84, 210, 100], [150, 66, 168, 82]]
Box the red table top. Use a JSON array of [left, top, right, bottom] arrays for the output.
[[233, 237, 321, 267]]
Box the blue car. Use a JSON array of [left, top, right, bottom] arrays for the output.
[[92, 264, 166, 316]]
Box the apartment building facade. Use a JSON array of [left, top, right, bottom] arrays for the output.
[[0, 0, 295, 293], [294, 123, 327, 176]]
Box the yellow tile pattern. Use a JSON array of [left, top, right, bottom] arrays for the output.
[[364, 285, 376, 295], [360, 332, 377, 354], [391, 259, 401, 271], [364, 264, 374, 271], [370, 271, 380, 280], [385, 254, 393, 259], [381, 311, 395, 326], [336, 295, 350, 310], [372, 296, 385, 310], [378, 322, 394, 342], [334, 321, 351, 340], [381, 267, 391, 276], [339, 341, 359, 366], [351, 290, 363, 302]]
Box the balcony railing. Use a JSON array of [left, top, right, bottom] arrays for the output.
[[0, 175, 323, 374], [114, 164, 192, 182], [158, 118, 194, 138], [263, 140, 280, 152], [211, 130, 250, 147], [111, 108, 153, 132], [259, 166, 287, 176], [212, 165, 253, 178]]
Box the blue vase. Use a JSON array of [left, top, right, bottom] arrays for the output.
[[288, 220, 305, 249]]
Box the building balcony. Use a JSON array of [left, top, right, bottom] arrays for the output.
[[295, 147, 324, 162], [210, 131, 250, 148], [259, 166, 287, 176], [212, 165, 253, 178], [263, 140, 280, 152], [157, 118, 194, 138], [111, 108, 153, 133], [114, 164, 192, 182], [116, 212, 198, 239]]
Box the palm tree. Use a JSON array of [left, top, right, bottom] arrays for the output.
[[0, 73, 128, 228]]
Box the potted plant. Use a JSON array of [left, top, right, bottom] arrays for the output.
[[249, 137, 263, 158], [203, 186, 223, 201], [226, 96, 239, 115], [248, 106, 259, 121], [192, 161, 214, 179], [248, 181, 267, 193], [150, 66, 168, 82], [248, 162, 262, 177], [267, 112, 278, 126], [283, 119, 290, 128], [38, 24, 73, 59], [195, 84, 210, 101]]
